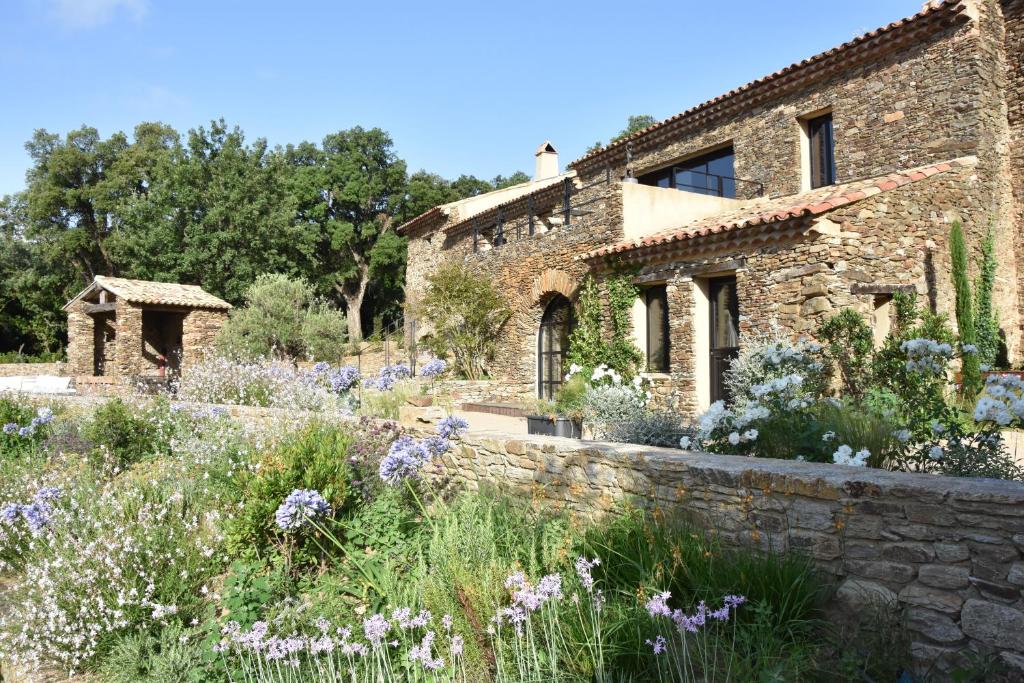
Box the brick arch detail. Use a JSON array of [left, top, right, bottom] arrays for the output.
[[530, 269, 578, 304]]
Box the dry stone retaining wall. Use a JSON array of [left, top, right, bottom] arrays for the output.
[[434, 428, 1024, 676]]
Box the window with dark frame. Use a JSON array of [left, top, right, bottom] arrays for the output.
[[638, 146, 737, 198], [807, 113, 836, 189], [645, 285, 670, 373]]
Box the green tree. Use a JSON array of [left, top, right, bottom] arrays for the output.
[[588, 114, 658, 153], [216, 274, 346, 360], [287, 127, 408, 342], [950, 222, 981, 396], [974, 228, 1000, 368], [816, 309, 874, 400], [420, 263, 511, 380]]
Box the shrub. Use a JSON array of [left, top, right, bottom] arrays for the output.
[[225, 423, 354, 563], [216, 274, 346, 361], [974, 228, 1001, 368], [420, 264, 511, 380], [816, 309, 874, 400], [82, 398, 163, 473], [723, 331, 829, 409]]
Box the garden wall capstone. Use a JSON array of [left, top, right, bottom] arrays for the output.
[[426, 428, 1024, 676]]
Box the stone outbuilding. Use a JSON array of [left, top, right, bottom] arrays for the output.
[[63, 276, 230, 380]]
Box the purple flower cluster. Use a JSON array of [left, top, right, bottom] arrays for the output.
[[437, 416, 468, 440], [274, 489, 331, 530], [420, 358, 447, 379], [364, 363, 412, 392], [3, 407, 54, 439], [1, 486, 63, 535], [575, 556, 600, 594], [328, 366, 360, 393], [377, 414, 468, 485], [645, 591, 747, 634], [379, 436, 432, 485]]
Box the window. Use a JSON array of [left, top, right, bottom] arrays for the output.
[[807, 113, 836, 189], [537, 295, 573, 399], [639, 146, 736, 198], [645, 285, 670, 372], [708, 276, 740, 404]]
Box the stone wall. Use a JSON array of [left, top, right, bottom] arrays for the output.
[[180, 309, 228, 372], [0, 363, 67, 378], [1005, 0, 1024, 343], [64, 309, 94, 376], [434, 428, 1024, 676]]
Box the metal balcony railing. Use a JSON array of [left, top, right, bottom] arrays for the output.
[[663, 168, 764, 199]]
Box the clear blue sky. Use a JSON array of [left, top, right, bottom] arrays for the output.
[[1, 0, 924, 197]]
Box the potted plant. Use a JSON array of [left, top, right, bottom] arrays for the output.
[[527, 373, 586, 438]]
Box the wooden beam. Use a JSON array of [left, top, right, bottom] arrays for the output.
[[82, 302, 117, 314]]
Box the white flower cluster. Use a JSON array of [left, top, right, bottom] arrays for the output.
[[757, 341, 823, 370], [832, 444, 871, 467], [901, 338, 953, 375], [590, 364, 623, 385], [974, 373, 1024, 426], [750, 374, 812, 410]]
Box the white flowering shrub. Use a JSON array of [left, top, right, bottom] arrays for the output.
[[723, 334, 829, 410], [176, 356, 357, 412]]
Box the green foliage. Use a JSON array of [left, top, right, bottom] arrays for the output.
[[950, 222, 982, 396], [816, 309, 874, 400], [565, 275, 643, 378], [420, 263, 511, 380], [82, 398, 163, 472], [974, 228, 1001, 368], [870, 291, 956, 441], [225, 423, 353, 562], [553, 372, 589, 418], [98, 623, 210, 683], [588, 114, 658, 152], [360, 381, 414, 419], [215, 273, 346, 361]]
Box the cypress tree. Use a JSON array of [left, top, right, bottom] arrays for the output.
[[974, 228, 999, 368], [950, 222, 981, 396]]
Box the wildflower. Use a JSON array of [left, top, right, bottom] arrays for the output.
[[364, 363, 412, 391], [962, 344, 978, 354], [2, 423, 16, 434], [679, 435, 692, 449], [645, 591, 672, 618], [727, 431, 741, 445], [822, 431, 836, 442], [832, 444, 869, 467], [451, 634, 464, 656], [645, 635, 667, 654], [723, 594, 747, 608], [437, 415, 468, 440], [928, 445, 944, 461], [420, 358, 447, 379], [328, 366, 360, 393], [0, 503, 19, 524], [442, 614, 453, 632], [893, 429, 911, 443], [274, 489, 331, 530], [742, 429, 758, 441], [537, 573, 563, 600], [575, 556, 600, 594], [363, 614, 391, 646], [379, 436, 431, 485], [930, 419, 946, 434]]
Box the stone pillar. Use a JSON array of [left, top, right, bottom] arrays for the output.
[[113, 302, 144, 378], [181, 309, 228, 373], [65, 308, 95, 376]]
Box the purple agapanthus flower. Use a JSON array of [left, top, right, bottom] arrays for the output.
[[437, 416, 468, 440], [363, 614, 390, 646], [420, 358, 447, 379], [364, 363, 412, 392], [274, 489, 331, 530], [645, 635, 667, 654], [20, 502, 51, 534], [2, 423, 16, 435], [379, 436, 431, 485], [0, 503, 18, 524], [33, 487, 62, 505], [18, 426, 34, 437], [328, 366, 360, 393], [645, 591, 672, 618]]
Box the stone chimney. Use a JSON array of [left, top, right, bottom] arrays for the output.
[[534, 141, 559, 180]]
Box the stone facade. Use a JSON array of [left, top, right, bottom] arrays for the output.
[[400, 0, 1024, 414], [429, 428, 1024, 677]]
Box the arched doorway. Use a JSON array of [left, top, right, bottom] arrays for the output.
[[538, 294, 573, 400]]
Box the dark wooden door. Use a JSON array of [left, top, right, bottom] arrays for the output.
[[709, 276, 739, 404]]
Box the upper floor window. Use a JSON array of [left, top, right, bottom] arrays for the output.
[[806, 113, 836, 189], [639, 146, 737, 199]]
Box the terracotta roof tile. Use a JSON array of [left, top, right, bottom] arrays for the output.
[[63, 277, 232, 311], [582, 157, 975, 261]]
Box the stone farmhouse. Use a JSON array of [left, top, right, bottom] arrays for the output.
[[400, 0, 1024, 417]]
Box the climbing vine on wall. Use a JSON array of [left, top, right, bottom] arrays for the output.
[[565, 274, 644, 377]]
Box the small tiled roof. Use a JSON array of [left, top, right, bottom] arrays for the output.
[[571, 1, 969, 172], [63, 276, 232, 311], [583, 157, 976, 261]]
